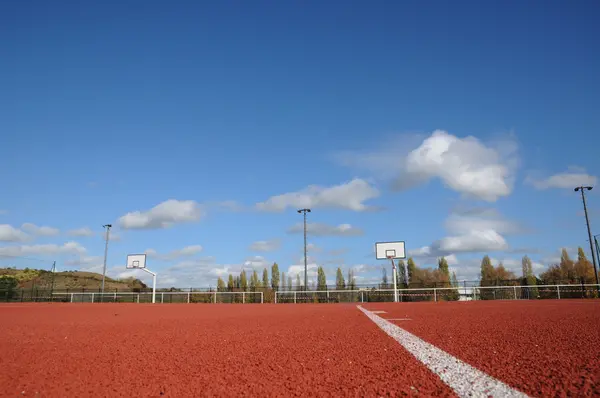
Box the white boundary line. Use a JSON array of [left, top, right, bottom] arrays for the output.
[[357, 305, 529, 398]]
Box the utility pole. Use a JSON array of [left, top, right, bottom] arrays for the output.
[[101, 224, 112, 297], [297, 209, 311, 291], [574, 186, 599, 287], [50, 261, 56, 302]]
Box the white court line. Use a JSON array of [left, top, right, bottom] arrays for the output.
[[370, 310, 386, 314], [385, 318, 412, 321], [358, 305, 529, 398]]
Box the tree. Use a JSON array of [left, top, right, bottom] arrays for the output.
[[495, 262, 517, 282], [335, 267, 345, 290], [317, 266, 327, 291], [381, 267, 388, 288], [217, 277, 226, 292], [271, 263, 280, 291], [560, 248, 576, 283], [522, 255, 538, 298], [575, 247, 595, 283], [250, 270, 258, 290], [451, 272, 459, 288], [438, 257, 450, 286], [347, 268, 356, 290], [240, 271, 248, 291], [407, 257, 416, 286], [296, 273, 302, 290], [480, 255, 495, 287], [262, 268, 269, 289], [287, 275, 292, 291], [227, 274, 234, 291], [397, 260, 407, 288], [281, 272, 286, 291]]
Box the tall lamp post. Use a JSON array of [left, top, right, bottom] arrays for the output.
[[297, 209, 311, 291], [101, 224, 112, 297], [574, 186, 599, 287]]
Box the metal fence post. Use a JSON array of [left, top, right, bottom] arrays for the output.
[[91, 293, 95, 303], [513, 286, 517, 300], [327, 290, 329, 303], [557, 285, 561, 299], [242, 292, 245, 304], [214, 292, 217, 304], [361, 291, 364, 303], [137, 294, 140, 303], [161, 293, 164, 303], [70, 293, 74, 303], [294, 291, 297, 304], [187, 292, 190, 303], [274, 292, 277, 304], [434, 288, 437, 302]]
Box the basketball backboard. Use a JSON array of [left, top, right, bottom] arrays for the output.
[[126, 254, 147, 269], [375, 241, 406, 260]]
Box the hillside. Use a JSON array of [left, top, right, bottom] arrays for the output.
[[0, 267, 147, 291]]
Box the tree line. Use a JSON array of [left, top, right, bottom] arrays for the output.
[[215, 246, 598, 292]]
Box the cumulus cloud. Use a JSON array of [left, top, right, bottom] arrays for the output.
[[118, 199, 203, 229], [526, 167, 597, 190], [145, 245, 203, 261], [21, 223, 60, 237], [249, 239, 281, 252], [68, 227, 95, 237], [333, 130, 518, 202], [411, 207, 526, 258], [287, 222, 364, 236], [256, 179, 379, 212], [243, 255, 271, 270], [0, 224, 30, 242], [0, 241, 86, 257]]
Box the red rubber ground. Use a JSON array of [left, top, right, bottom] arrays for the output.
[[363, 300, 600, 397], [0, 303, 454, 397]]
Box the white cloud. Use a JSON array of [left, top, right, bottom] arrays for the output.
[[287, 222, 364, 236], [256, 179, 379, 212], [334, 130, 518, 202], [249, 239, 281, 252], [411, 207, 525, 258], [526, 167, 597, 190], [118, 199, 203, 230], [243, 255, 271, 270], [68, 227, 95, 237], [0, 241, 86, 257], [0, 210, 7, 215], [0, 224, 30, 242], [21, 223, 60, 237], [145, 245, 203, 261]]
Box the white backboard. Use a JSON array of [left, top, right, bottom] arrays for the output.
[[375, 241, 406, 260], [126, 254, 147, 269]]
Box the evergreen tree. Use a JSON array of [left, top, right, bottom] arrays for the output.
[[217, 277, 226, 292], [288, 275, 292, 291], [271, 263, 280, 291], [317, 266, 327, 290], [347, 268, 356, 290], [575, 247, 595, 283], [240, 270, 248, 291], [451, 272, 459, 288], [335, 267, 346, 290], [227, 274, 234, 291], [560, 248, 576, 283], [262, 268, 269, 288], [281, 272, 286, 291], [296, 273, 302, 290], [235, 275, 241, 289], [397, 260, 407, 288]]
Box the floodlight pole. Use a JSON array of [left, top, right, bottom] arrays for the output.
[[297, 208, 311, 291], [101, 224, 112, 296], [141, 268, 157, 304], [390, 257, 398, 303], [574, 186, 599, 288]]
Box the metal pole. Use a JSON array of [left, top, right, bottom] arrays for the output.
[[101, 224, 112, 298], [50, 261, 56, 302], [391, 258, 398, 303], [575, 187, 599, 288], [297, 208, 311, 291]]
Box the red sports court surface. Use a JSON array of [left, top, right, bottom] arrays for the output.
[[0, 300, 598, 397]]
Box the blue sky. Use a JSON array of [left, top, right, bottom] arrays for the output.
[[1, 0, 599, 287]]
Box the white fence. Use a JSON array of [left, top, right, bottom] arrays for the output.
[[274, 284, 600, 303], [54, 291, 264, 304]]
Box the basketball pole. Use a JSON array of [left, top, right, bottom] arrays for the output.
[[390, 257, 398, 303], [141, 268, 157, 304], [101, 224, 112, 300]]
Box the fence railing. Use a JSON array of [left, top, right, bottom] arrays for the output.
[[0, 284, 598, 304]]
